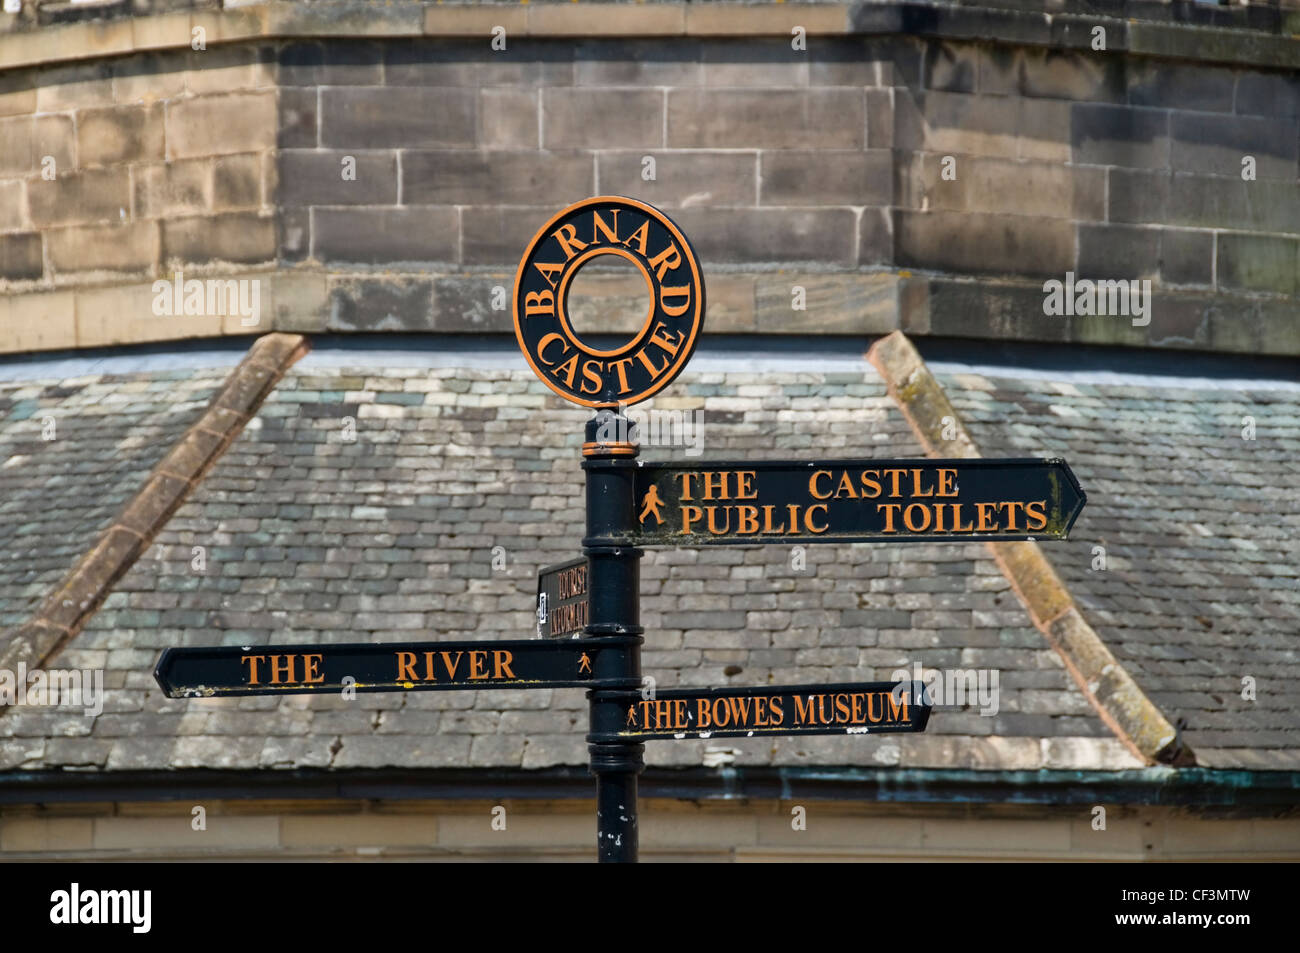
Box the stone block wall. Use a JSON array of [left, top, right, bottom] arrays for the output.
[[0, 1, 1297, 355], [0, 43, 279, 349]]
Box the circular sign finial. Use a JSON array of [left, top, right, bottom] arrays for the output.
[[513, 196, 706, 408]]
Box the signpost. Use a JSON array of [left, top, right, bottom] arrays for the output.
[[536, 558, 589, 639], [154, 195, 1086, 864]]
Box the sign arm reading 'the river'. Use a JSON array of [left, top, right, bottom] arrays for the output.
[[154, 640, 602, 697], [629, 458, 1086, 545]]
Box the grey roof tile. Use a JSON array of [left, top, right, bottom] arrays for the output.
[[7, 358, 1296, 775]]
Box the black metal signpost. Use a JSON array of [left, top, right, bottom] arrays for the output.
[[153, 195, 1085, 864]]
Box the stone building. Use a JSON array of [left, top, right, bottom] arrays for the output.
[[0, 0, 1297, 860]]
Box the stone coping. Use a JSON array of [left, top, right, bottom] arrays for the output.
[[867, 329, 1189, 767], [0, 332, 309, 687], [0, 1, 1298, 76], [4, 270, 1295, 358]]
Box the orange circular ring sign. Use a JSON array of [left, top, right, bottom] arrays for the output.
[[512, 196, 706, 408]]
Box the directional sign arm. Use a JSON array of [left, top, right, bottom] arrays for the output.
[[629, 458, 1086, 546], [592, 681, 932, 742], [154, 639, 603, 698]]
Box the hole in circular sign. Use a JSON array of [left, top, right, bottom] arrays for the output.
[[560, 250, 655, 357]]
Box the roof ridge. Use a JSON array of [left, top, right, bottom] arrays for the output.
[[0, 333, 311, 691], [866, 331, 1194, 768]]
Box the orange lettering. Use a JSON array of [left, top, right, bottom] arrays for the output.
[[658, 286, 691, 317], [937, 468, 957, 497], [706, 506, 730, 535], [269, 654, 295, 685], [524, 290, 555, 318], [910, 468, 935, 497], [674, 471, 700, 500], [241, 655, 265, 685], [703, 471, 727, 500], [579, 359, 603, 395], [886, 690, 909, 723], [396, 652, 418, 682], [769, 695, 784, 724], [793, 694, 816, 724], [635, 347, 668, 379], [649, 322, 685, 357], [736, 471, 756, 499], [834, 693, 851, 722], [883, 468, 907, 497], [737, 505, 759, 534], [532, 261, 563, 289], [860, 470, 882, 498], [809, 470, 833, 500], [609, 357, 636, 393], [836, 471, 857, 499], [647, 241, 681, 280], [621, 220, 649, 255], [591, 210, 621, 245], [552, 223, 588, 260], [804, 504, 828, 534], [903, 503, 931, 533], [469, 651, 488, 679], [537, 332, 568, 366], [303, 654, 324, 684]]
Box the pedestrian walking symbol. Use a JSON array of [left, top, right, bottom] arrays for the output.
[[639, 485, 664, 525]]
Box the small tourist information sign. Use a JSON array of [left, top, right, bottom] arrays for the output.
[[155, 195, 1086, 864], [536, 557, 589, 639]]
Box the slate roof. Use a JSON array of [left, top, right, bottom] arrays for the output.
[[0, 369, 228, 631], [2, 343, 1297, 776], [940, 369, 1300, 770]]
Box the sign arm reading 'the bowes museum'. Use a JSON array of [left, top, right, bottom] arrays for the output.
[[154, 197, 1084, 864]]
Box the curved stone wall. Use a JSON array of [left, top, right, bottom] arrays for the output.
[[0, 1, 1296, 355]]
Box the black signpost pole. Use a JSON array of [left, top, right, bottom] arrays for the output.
[[583, 410, 644, 864]]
